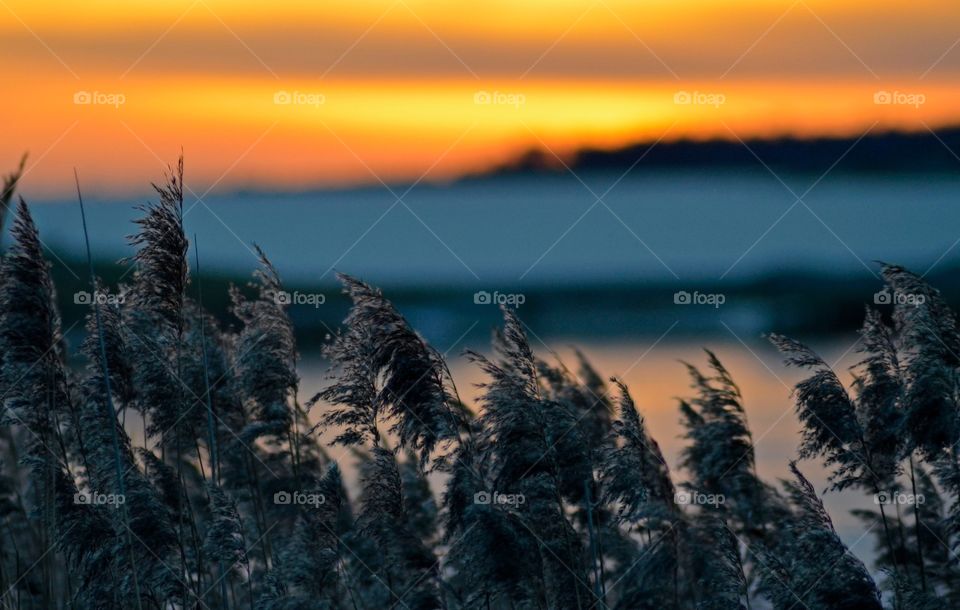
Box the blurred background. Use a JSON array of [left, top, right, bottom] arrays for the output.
[[5, 0, 960, 563]]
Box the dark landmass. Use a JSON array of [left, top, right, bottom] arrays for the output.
[[476, 126, 960, 179]]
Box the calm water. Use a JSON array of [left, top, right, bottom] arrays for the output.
[[28, 171, 960, 286]]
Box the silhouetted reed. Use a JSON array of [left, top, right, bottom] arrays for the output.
[[0, 159, 956, 609]]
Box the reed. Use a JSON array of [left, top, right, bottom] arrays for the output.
[[0, 158, 955, 609]]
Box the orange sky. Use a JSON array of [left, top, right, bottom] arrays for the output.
[[3, 0, 960, 196]]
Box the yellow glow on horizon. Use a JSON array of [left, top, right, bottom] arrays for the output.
[[4, 0, 960, 195], [5, 67, 959, 196]]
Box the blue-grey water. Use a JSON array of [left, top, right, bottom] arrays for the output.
[[26, 170, 960, 286]]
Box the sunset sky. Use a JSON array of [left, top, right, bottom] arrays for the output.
[[4, 0, 960, 196]]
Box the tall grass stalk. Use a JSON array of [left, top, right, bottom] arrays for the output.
[[75, 170, 143, 610]]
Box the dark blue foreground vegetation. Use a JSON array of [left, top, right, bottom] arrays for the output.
[[0, 159, 956, 609]]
